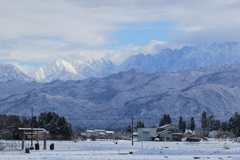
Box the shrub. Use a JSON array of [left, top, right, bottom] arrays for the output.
[[90, 135, 96, 141]]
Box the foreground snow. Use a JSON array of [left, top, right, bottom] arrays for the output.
[[1, 139, 240, 160]]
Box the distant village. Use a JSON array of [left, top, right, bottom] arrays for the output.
[[1, 110, 240, 145]]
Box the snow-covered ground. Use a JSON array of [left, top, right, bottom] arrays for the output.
[[1, 139, 239, 160]]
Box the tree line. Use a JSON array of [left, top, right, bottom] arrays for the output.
[[126, 111, 240, 138], [201, 111, 240, 137], [0, 112, 72, 140]]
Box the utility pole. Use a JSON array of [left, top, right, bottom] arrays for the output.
[[132, 117, 134, 146], [30, 107, 37, 150], [30, 107, 34, 149], [12, 124, 14, 140]]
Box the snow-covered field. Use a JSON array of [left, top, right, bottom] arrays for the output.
[[1, 139, 239, 160]]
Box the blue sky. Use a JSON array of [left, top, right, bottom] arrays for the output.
[[0, 60, 45, 68], [108, 22, 181, 48], [0, 0, 239, 73]]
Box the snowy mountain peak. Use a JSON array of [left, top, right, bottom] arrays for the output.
[[30, 58, 117, 82], [70, 60, 85, 67], [50, 59, 77, 73], [0, 64, 33, 82], [31, 59, 79, 82]]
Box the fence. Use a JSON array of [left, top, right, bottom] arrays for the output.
[[0, 140, 22, 151]]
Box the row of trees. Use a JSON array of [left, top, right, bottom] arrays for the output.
[[201, 111, 240, 137], [125, 111, 240, 137], [0, 112, 73, 140], [178, 116, 196, 133]]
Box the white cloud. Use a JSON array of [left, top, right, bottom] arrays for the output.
[[4, 61, 37, 74], [0, 0, 239, 72], [103, 40, 169, 65]]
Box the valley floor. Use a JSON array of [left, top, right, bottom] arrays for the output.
[[0, 139, 240, 160]]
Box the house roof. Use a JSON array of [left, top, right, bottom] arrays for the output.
[[158, 124, 179, 129], [172, 133, 183, 136], [18, 128, 47, 132], [138, 128, 157, 132], [99, 132, 107, 135], [94, 129, 105, 132], [106, 131, 114, 134], [158, 129, 169, 135]]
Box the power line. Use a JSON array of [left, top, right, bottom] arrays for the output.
[[66, 117, 204, 121]]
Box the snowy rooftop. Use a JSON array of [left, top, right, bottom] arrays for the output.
[[18, 128, 47, 132], [158, 124, 178, 129]]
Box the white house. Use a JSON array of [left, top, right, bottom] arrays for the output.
[[157, 124, 182, 141], [86, 130, 95, 137], [137, 128, 158, 141], [137, 124, 183, 141], [86, 129, 115, 139]]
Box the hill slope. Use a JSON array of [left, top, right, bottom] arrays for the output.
[[0, 68, 239, 129]]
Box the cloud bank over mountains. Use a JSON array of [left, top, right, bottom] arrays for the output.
[[0, 42, 240, 83], [0, 0, 239, 73]]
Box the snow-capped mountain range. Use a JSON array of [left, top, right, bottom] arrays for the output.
[[118, 42, 240, 73], [28, 42, 240, 82], [0, 42, 240, 82], [0, 42, 240, 129], [29, 58, 116, 82]]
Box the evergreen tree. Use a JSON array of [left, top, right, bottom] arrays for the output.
[[190, 117, 195, 131], [31, 116, 38, 128], [182, 121, 186, 133], [37, 112, 72, 139], [166, 114, 171, 124], [56, 117, 72, 139], [212, 119, 220, 130], [220, 121, 227, 131], [201, 110, 208, 130], [163, 114, 167, 123], [227, 117, 235, 131], [235, 116, 240, 136], [222, 112, 240, 136], [178, 116, 183, 132], [207, 115, 214, 131], [159, 114, 171, 127], [135, 121, 145, 129], [178, 116, 187, 132], [126, 125, 132, 133], [159, 118, 165, 127], [38, 112, 47, 128]]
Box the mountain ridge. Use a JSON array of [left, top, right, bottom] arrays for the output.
[[31, 42, 240, 82], [0, 64, 34, 82], [0, 42, 240, 83], [0, 68, 239, 129]]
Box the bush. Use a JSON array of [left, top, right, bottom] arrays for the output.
[[90, 135, 96, 141]]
